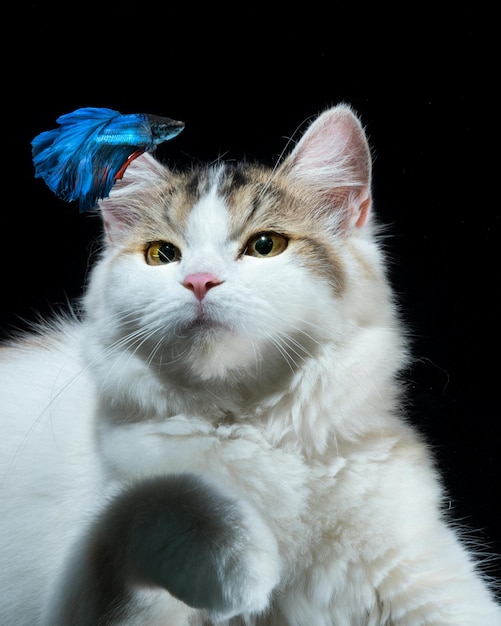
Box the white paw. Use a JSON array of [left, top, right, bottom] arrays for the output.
[[209, 496, 282, 620]]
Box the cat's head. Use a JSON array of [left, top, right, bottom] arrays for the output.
[[84, 104, 396, 390]]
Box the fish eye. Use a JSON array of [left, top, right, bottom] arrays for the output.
[[244, 232, 289, 258], [145, 241, 181, 265]]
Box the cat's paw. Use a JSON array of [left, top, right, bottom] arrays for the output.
[[98, 474, 281, 620]]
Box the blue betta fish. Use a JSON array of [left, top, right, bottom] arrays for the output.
[[32, 107, 185, 211]]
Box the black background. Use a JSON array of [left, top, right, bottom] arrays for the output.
[[3, 4, 499, 582]]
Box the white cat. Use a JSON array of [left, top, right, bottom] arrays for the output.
[[1, 104, 499, 625]]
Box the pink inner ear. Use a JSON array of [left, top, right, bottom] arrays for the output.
[[284, 105, 372, 230], [99, 153, 168, 246], [102, 210, 133, 245], [100, 197, 142, 246], [354, 194, 371, 228]]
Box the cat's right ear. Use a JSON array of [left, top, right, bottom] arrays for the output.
[[98, 153, 168, 245], [280, 104, 372, 232]]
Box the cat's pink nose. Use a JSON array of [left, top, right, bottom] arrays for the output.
[[182, 273, 223, 301]]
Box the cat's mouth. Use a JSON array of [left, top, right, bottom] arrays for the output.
[[181, 308, 231, 335]]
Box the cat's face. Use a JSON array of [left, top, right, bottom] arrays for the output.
[[87, 162, 345, 385], [85, 105, 375, 388]]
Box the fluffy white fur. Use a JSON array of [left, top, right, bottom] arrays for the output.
[[1, 105, 500, 625]]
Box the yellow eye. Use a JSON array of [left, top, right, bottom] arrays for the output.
[[245, 232, 289, 258], [145, 241, 181, 265]]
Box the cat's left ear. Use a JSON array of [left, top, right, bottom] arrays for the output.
[[98, 153, 167, 245], [280, 104, 372, 230]]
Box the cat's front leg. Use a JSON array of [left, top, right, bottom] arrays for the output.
[[45, 473, 281, 625]]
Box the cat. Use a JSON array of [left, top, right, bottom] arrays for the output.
[[1, 103, 500, 625]]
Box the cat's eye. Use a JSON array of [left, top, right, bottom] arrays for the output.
[[244, 232, 288, 258], [145, 241, 181, 265]]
